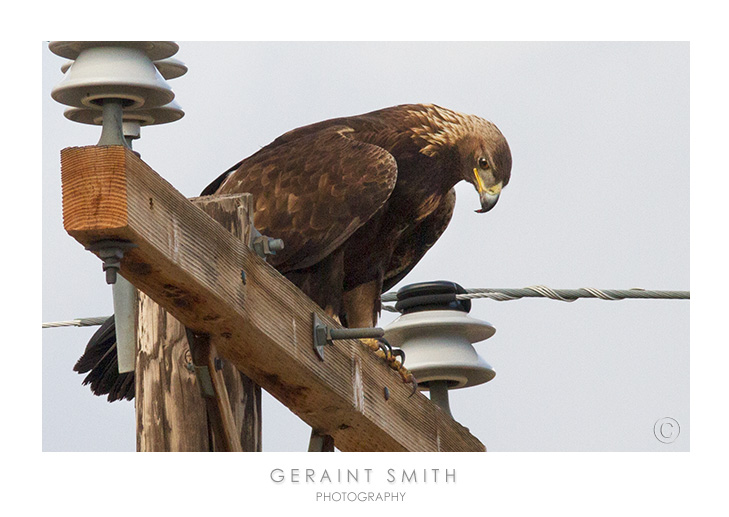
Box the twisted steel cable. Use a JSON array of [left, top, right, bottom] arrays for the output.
[[42, 317, 110, 329], [380, 286, 689, 312], [43, 286, 690, 325]]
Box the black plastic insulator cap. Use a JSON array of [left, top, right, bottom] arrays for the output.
[[394, 281, 471, 314]]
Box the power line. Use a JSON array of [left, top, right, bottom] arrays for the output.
[[42, 286, 690, 326], [381, 286, 689, 311], [42, 317, 109, 329]]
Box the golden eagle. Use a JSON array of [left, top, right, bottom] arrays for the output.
[[75, 103, 512, 401]]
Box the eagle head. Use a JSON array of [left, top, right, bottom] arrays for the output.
[[459, 128, 512, 213], [410, 105, 511, 213]]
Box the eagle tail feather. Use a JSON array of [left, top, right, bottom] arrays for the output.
[[74, 316, 133, 402]]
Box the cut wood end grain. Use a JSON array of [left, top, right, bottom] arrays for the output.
[[61, 146, 130, 234]]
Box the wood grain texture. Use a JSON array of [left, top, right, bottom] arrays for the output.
[[187, 330, 242, 452], [62, 146, 129, 233], [135, 193, 261, 452], [135, 293, 210, 451], [193, 194, 262, 452], [61, 145, 484, 452]]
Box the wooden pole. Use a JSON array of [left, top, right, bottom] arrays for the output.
[[135, 293, 209, 450], [193, 193, 262, 451], [135, 193, 262, 451]]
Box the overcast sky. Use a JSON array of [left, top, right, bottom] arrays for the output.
[[42, 41, 689, 452]]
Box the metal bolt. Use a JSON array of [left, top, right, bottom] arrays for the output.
[[252, 235, 285, 258], [85, 240, 137, 284], [267, 238, 285, 253], [312, 312, 386, 361], [184, 350, 194, 372]]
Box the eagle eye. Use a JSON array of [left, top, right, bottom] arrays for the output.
[[478, 157, 490, 169]]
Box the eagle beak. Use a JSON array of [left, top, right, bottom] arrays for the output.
[[473, 171, 502, 213], [477, 189, 500, 213]]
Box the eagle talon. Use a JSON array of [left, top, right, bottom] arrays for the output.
[[395, 367, 418, 397], [390, 348, 406, 366], [361, 337, 383, 353], [376, 338, 393, 359], [408, 375, 418, 397]]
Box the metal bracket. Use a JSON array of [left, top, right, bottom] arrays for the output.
[[86, 239, 138, 374], [184, 328, 243, 452], [185, 328, 216, 398], [312, 313, 385, 361], [193, 364, 216, 398], [308, 429, 335, 452]]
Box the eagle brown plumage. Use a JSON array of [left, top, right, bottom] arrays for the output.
[[74, 103, 512, 401]]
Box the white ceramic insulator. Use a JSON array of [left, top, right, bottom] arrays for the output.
[[51, 46, 174, 109], [384, 310, 496, 389], [64, 98, 184, 127]]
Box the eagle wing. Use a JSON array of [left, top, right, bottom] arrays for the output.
[[383, 187, 456, 292], [211, 125, 398, 272]]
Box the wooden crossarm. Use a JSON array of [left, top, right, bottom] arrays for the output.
[[61, 145, 485, 452]]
